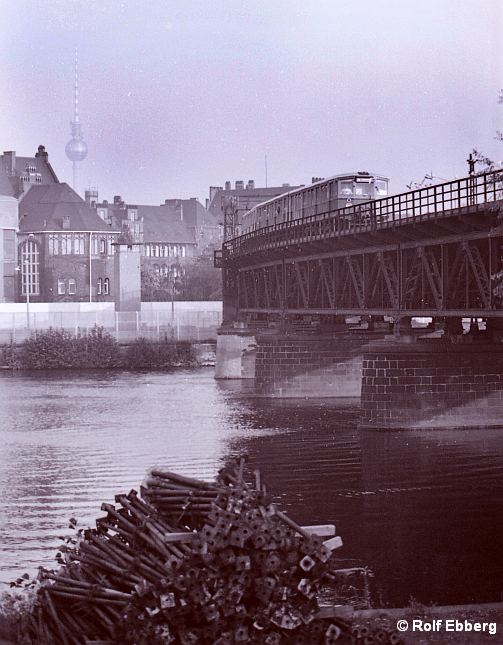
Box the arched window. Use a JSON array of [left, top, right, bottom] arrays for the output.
[[21, 239, 40, 296], [161, 264, 168, 276], [103, 278, 110, 295], [100, 238, 106, 254], [153, 263, 160, 275], [97, 278, 103, 295]]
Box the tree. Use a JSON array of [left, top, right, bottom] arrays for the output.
[[496, 89, 503, 142], [141, 265, 182, 302], [178, 255, 222, 301], [472, 89, 503, 172]]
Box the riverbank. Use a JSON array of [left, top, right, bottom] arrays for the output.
[[321, 604, 503, 643], [1, 596, 501, 644], [0, 329, 216, 369]]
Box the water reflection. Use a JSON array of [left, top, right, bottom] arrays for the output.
[[0, 370, 502, 608]]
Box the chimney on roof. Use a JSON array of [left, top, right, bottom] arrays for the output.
[[225, 181, 231, 191], [3, 151, 16, 175], [35, 145, 48, 160], [209, 186, 222, 202], [246, 179, 255, 190], [235, 180, 244, 190], [85, 188, 98, 207], [113, 195, 122, 205]]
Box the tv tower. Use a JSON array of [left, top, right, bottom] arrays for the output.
[[65, 49, 88, 193]]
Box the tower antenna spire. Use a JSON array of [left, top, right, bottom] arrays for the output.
[[74, 48, 79, 123], [65, 47, 88, 193]]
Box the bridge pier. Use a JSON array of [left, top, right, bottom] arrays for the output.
[[360, 340, 503, 429], [254, 332, 384, 398], [215, 326, 257, 379]]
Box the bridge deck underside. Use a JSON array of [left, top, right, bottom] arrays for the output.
[[226, 203, 503, 318]]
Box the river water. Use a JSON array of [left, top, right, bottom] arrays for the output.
[[0, 368, 502, 607]]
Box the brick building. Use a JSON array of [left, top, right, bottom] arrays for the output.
[[18, 183, 120, 302], [0, 146, 61, 302]]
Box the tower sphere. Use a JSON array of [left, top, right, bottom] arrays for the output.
[[65, 138, 88, 162]]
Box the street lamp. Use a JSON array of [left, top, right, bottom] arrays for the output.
[[14, 258, 31, 330], [23, 259, 30, 329]]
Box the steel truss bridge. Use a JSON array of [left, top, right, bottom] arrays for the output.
[[216, 170, 503, 321]]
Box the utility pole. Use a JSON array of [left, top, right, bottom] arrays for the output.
[[222, 196, 238, 242]]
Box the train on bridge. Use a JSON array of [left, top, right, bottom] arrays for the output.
[[240, 171, 389, 233]]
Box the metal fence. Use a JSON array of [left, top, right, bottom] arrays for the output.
[[0, 309, 222, 344]]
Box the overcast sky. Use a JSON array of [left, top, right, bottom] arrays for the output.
[[1, 0, 502, 204]]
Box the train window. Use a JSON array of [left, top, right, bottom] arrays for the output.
[[375, 180, 388, 196], [339, 180, 353, 196], [355, 182, 372, 196]]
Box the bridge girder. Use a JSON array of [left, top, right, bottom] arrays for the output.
[[231, 236, 500, 318]]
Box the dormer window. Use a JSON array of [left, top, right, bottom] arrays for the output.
[[62, 216, 71, 230]]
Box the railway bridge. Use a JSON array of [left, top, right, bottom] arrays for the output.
[[215, 170, 503, 429]]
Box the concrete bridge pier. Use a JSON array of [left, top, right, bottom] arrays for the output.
[[360, 340, 503, 429], [214, 326, 257, 379]]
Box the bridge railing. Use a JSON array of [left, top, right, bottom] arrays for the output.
[[222, 170, 503, 259]]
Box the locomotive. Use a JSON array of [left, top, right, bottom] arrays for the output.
[[240, 172, 389, 234]]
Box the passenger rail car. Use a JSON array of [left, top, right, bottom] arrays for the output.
[[240, 172, 389, 234]]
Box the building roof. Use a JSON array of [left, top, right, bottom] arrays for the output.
[[19, 183, 120, 233], [0, 146, 59, 198], [165, 198, 219, 230], [139, 204, 197, 244], [93, 194, 220, 245]]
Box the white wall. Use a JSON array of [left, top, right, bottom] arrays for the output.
[[141, 301, 222, 313], [0, 301, 222, 314]]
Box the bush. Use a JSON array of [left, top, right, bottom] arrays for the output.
[[0, 589, 35, 644], [20, 326, 121, 370], [17, 329, 194, 370], [124, 338, 194, 369]]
